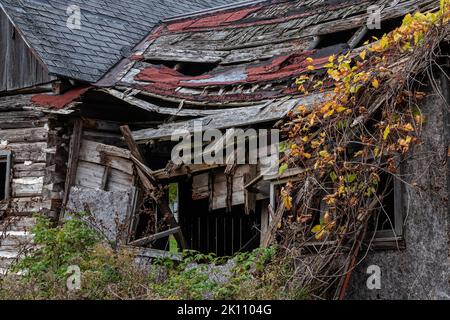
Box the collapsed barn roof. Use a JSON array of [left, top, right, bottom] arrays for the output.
[[0, 0, 243, 83], [92, 0, 437, 143]]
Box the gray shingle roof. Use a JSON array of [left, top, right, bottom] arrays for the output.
[[0, 0, 243, 83]]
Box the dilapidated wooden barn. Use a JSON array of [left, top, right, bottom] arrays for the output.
[[0, 0, 244, 270], [1, 0, 450, 299]]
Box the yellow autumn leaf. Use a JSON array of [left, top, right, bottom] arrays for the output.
[[307, 65, 315, 71], [311, 225, 322, 234], [336, 106, 347, 113], [315, 229, 328, 241], [374, 147, 380, 157], [372, 78, 379, 89], [311, 140, 322, 149], [302, 152, 312, 159], [323, 109, 335, 118], [402, 123, 414, 132], [359, 50, 367, 60], [297, 105, 307, 114], [379, 35, 389, 50], [297, 75, 310, 82], [353, 150, 364, 158], [281, 189, 293, 210], [319, 150, 330, 158], [313, 80, 324, 88], [383, 125, 391, 140]]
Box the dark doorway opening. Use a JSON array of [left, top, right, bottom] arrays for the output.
[[178, 180, 261, 257]]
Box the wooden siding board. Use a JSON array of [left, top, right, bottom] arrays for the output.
[[0, 9, 50, 92]]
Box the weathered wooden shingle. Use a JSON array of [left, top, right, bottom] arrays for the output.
[[0, 0, 242, 83], [109, 0, 436, 106]]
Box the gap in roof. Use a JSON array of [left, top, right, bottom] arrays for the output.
[[147, 60, 220, 77]]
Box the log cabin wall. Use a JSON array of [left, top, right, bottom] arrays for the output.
[[0, 95, 67, 217], [0, 9, 51, 92]]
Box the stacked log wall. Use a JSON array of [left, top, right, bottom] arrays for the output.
[[0, 96, 67, 217]]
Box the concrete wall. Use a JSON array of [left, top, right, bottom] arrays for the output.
[[347, 74, 450, 300]]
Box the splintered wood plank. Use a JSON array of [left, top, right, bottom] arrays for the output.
[[106, 89, 221, 117], [144, 48, 226, 63], [153, 163, 223, 180], [129, 227, 181, 247], [131, 95, 325, 142], [120, 125, 145, 164], [121, 125, 186, 249], [96, 143, 132, 159]]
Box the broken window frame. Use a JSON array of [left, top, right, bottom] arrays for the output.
[[269, 165, 405, 250], [0, 150, 12, 202]]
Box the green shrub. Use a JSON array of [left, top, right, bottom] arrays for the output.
[[14, 213, 101, 279], [0, 213, 309, 300]]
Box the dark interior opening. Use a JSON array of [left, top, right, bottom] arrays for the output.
[[178, 179, 261, 257], [368, 172, 396, 233], [0, 160, 7, 201], [359, 16, 405, 47], [315, 28, 359, 49], [147, 60, 219, 77]]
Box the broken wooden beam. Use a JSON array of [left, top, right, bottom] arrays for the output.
[[244, 165, 258, 215], [96, 143, 132, 159], [127, 246, 182, 261], [153, 163, 223, 180], [120, 125, 145, 164], [104, 88, 223, 117], [261, 202, 285, 248], [129, 227, 181, 247], [120, 125, 187, 250]]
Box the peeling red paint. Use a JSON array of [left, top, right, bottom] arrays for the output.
[[167, 19, 196, 32], [134, 51, 330, 90], [135, 65, 210, 86], [165, 1, 360, 34], [139, 83, 282, 103], [147, 25, 165, 41], [167, 7, 259, 32], [32, 87, 91, 109], [128, 50, 335, 103], [110, 0, 364, 104]]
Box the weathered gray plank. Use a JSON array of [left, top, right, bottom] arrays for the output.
[[11, 177, 44, 197], [0, 127, 48, 143], [132, 93, 326, 142], [104, 88, 224, 117], [79, 139, 134, 175]]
